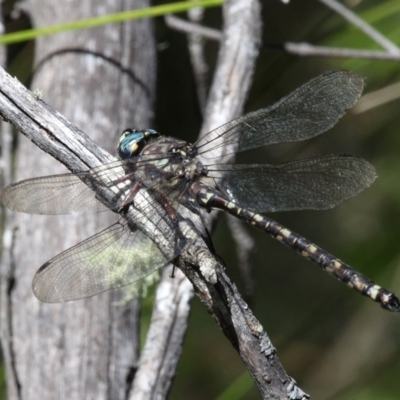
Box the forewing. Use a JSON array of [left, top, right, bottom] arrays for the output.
[[1, 155, 180, 215], [32, 221, 169, 302], [1, 173, 109, 214], [196, 71, 364, 159], [210, 155, 377, 212]]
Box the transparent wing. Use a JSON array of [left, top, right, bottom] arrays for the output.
[[196, 71, 364, 159], [209, 155, 377, 212], [32, 221, 169, 302], [1, 155, 176, 215], [1, 173, 109, 214]]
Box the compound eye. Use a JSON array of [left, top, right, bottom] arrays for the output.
[[117, 128, 160, 159], [144, 128, 159, 137], [118, 129, 145, 159]]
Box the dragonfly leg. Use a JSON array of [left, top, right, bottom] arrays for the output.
[[117, 181, 141, 212]]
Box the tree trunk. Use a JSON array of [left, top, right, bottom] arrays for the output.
[[1, 1, 155, 398]]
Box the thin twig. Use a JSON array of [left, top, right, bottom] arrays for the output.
[[164, 14, 222, 41], [187, 6, 209, 114], [353, 81, 400, 113], [283, 42, 400, 60], [319, 0, 400, 54], [130, 267, 193, 399]]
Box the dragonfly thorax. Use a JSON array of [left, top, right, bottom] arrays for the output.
[[138, 136, 208, 184]]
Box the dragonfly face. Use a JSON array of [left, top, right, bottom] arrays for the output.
[[2, 70, 399, 310]]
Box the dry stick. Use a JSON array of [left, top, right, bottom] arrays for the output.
[[129, 267, 193, 400], [353, 81, 400, 114], [283, 43, 400, 60], [165, 14, 222, 41], [187, 6, 209, 114], [319, 0, 400, 54]]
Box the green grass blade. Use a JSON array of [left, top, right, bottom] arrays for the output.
[[0, 0, 223, 45]]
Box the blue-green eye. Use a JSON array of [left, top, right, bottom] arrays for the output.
[[118, 129, 159, 159]]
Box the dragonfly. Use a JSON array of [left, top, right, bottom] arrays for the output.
[[2, 70, 400, 311]]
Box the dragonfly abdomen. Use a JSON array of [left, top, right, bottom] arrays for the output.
[[196, 185, 400, 312], [256, 217, 399, 311]]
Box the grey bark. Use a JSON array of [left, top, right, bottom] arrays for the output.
[[1, 1, 156, 399]]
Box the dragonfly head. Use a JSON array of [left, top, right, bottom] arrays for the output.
[[118, 128, 160, 159]]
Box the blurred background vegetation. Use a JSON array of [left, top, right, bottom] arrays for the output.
[[2, 0, 400, 399]]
